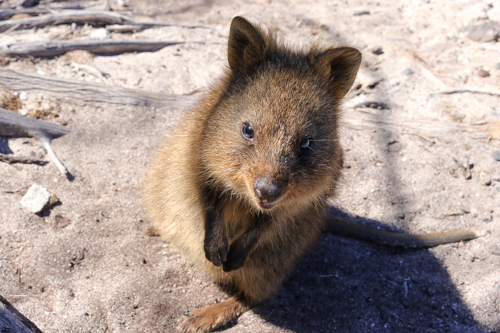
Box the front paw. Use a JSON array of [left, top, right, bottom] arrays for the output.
[[204, 236, 229, 267], [221, 249, 247, 272]]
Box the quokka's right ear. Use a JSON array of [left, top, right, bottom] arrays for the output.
[[228, 16, 266, 73], [313, 47, 362, 99]]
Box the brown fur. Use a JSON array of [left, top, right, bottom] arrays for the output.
[[144, 16, 476, 333]]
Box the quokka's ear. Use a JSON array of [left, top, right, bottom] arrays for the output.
[[228, 16, 266, 73], [313, 47, 362, 99]]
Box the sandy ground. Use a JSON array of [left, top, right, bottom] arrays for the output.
[[1, 0, 500, 332]]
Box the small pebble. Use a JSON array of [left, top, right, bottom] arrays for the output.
[[479, 171, 492, 186], [20, 184, 51, 214], [496, 63, 500, 70], [19, 91, 28, 101], [478, 69, 490, 77], [403, 68, 414, 75], [483, 216, 493, 223], [490, 245, 500, 256], [372, 47, 384, 55], [493, 151, 500, 161], [397, 212, 405, 219]]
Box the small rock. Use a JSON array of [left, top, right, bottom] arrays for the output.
[[20, 184, 51, 213], [462, 20, 500, 42], [479, 171, 492, 186], [372, 47, 384, 55], [496, 63, 500, 70], [36, 69, 45, 76], [490, 245, 500, 256], [89, 28, 109, 40], [483, 216, 493, 223], [54, 215, 70, 228], [397, 212, 405, 219], [478, 68, 490, 77], [470, 208, 478, 218], [494, 151, 500, 161], [19, 92, 28, 101], [461, 166, 472, 180], [403, 68, 414, 75]]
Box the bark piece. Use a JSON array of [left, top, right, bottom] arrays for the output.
[[0, 107, 69, 175], [0, 153, 41, 164], [0, 39, 185, 58], [0, 295, 44, 333], [0, 69, 196, 109], [0, 10, 168, 33]]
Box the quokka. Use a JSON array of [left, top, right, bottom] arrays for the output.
[[144, 16, 478, 333]]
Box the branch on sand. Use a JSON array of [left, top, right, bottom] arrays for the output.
[[0, 69, 197, 109], [0, 153, 43, 164], [0, 295, 44, 333], [0, 39, 187, 58], [0, 10, 210, 32], [0, 107, 69, 175]]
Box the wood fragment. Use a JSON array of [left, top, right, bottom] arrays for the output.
[[354, 101, 390, 110], [0, 39, 186, 58], [0, 23, 20, 35], [343, 109, 499, 140], [0, 10, 137, 32], [0, 10, 209, 33], [0, 153, 42, 164], [105, 24, 144, 33], [0, 107, 69, 175], [430, 88, 500, 97], [0, 107, 69, 139], [0, 3, 111, 20], [0, 69, 197, 109], [0, 295, 44, 333]]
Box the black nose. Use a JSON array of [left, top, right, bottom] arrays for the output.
[[254, 177, 282, 203]]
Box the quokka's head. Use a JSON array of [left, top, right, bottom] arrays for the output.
[[200, 16, 361, 213]]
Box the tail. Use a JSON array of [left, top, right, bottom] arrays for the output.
[[325, 217, 480, 248]]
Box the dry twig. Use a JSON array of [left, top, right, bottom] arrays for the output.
[[0, 153, 42, 164], [0, 107, 69, 175], [430, 88, 500, 97]]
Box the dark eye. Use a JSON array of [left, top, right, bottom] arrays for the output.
[[241, 122, 254, 140], [300, 138, 313, 150]]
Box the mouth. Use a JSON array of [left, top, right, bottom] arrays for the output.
[[259, 201, 274, 209]]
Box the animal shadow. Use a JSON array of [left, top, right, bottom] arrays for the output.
[[254, 209, 485, 333]]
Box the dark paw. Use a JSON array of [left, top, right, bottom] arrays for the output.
[[204, 236, 229, 267], [221, 251, 246, 272]]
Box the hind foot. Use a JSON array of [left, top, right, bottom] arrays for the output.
[[177, 297, 250, 333]]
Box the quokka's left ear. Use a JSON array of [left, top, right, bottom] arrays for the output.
[[227, 16, 266, 74], [313, 47, 362, 99]]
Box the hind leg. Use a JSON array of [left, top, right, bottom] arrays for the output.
[[177, 293, 252, 333]]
